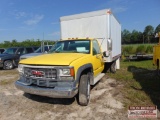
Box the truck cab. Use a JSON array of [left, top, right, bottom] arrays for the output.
[[15, 38, 104, 105]]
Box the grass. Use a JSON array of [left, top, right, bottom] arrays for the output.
[[0, 69, 19, 85], [122, 44, 155, 55], [107, 60, 160, 110]]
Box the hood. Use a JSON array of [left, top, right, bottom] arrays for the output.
[[20, 53, 89, 65], [20, 53, 43, 59]]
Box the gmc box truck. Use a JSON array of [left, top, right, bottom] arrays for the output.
[[15, 9, 121, 106]]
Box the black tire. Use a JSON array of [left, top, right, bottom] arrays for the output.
[[110, 61, 116, 73], [78, 74, 90, 106], [3, 60, 13, 70], [157, 68, 160, 76], [157, 62, 160, 76]]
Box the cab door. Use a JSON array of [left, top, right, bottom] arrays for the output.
[[92, 40, 104, 76]]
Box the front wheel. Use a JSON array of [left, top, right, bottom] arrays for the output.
[[78, 74, 90, 106], [3, 60, 13, 70]]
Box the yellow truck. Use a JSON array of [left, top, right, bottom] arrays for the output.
[[15, 9, 121, 106], [153, 32, 160, 75]]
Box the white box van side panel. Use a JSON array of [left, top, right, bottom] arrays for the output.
[[110, 14, 121, 58]]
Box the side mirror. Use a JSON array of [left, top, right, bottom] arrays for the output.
[[103, 51, 109, 57]]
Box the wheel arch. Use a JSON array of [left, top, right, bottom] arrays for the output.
[[74, 63, 93, 86], [3, 59, 13, 64], [3, 59, 14, 69]]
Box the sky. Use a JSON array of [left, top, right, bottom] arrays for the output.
[[0, 0, 160, 42]]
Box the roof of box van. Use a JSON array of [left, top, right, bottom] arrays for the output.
[[60, 9, 111, 21]]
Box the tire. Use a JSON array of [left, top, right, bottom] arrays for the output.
[[157, 61, 160, 76], [3, 60, 13, 70], [157, 67, 160, 76], [78, 74, 90, 106], [110, 61, 116, 73]]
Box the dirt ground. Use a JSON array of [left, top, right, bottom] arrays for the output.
[[0, 69, 138, 120]]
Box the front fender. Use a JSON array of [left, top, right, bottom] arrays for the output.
[[73, 63, 93, 86]]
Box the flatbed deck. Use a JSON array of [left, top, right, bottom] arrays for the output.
[[126, 54, 153, 61]]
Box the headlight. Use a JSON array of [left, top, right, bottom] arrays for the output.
[[59, 67, 74, 76], [62, 69, 70, 75], [59, 67, 75, 81], [18, 64, 24, 73]]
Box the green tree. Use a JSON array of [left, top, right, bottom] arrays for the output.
[[143, 25, 154, 43], [11, 39, 18, 47], [3, 41, 11, 48], [122, 29, 131, 44], [155, 24, 160, 34], [154, 24, 160, 43], [138, 32, 143, 43], [130, 30, 139, 43]]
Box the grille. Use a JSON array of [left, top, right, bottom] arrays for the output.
[[24, 67, 57, 79], [24, 78, 57, 87]]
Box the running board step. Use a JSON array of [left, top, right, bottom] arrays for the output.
[[91, 73, 105, 85]]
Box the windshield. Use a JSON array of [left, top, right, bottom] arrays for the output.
[[3, 48, 18, 54], [49, 40, 90, 54]]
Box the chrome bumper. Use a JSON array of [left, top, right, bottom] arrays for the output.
[[15, 80, 78, 98]]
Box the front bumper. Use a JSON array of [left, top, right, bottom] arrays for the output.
[[15, 80, 78, 98]]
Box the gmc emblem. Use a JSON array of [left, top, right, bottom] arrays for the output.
[[31, 70, 44, 76]]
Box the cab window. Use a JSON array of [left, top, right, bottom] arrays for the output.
[[93, 40, 100, 55], [26, 47, 34, 53], [17, 48, 25, 54]]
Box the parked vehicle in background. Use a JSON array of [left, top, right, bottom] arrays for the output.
[[33, 46, 39, 51], [15, 9, 121, 106], [20, 44, 53, 60], [0, 47, 36, 70], [153, 32, 160, 75], [0, 48, 5, 54]]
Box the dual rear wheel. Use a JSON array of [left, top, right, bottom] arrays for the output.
[[110, 60, 117, 73]]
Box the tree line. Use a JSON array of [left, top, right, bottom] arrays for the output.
[[122, 24, 160, 44], [0, 39, 56, 48]]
